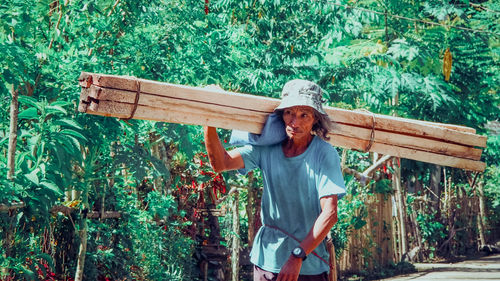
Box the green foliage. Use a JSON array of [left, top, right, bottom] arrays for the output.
[[0, 0, 498, 278], [484, 134, 500, 166], [350, 261, 416, 281], [416, 212, 446, 258], [113, 143, 169, 181], [84, 191, 194, 280], [483, 165, 500, 233]]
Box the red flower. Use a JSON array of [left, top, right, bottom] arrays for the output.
[[204, 0, 209, 14]]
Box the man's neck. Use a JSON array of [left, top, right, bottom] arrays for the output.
[[282, 135, 313, 157]]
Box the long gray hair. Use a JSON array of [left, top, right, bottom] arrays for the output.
[[312, 110, 334, 141]]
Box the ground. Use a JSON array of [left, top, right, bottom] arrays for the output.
[[379, 254, 500, 281]]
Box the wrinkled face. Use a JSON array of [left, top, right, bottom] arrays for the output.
[[282, 106, 316, 141]]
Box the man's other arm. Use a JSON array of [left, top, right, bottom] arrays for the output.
[[204, 126, 245, 173]]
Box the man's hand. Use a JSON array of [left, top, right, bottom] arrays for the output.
[[277, 255, 302, 281]]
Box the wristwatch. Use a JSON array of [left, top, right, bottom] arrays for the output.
[[291, 246, 307, 260]]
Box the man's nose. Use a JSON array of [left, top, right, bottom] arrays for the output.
[[289, 115, 298, 126]]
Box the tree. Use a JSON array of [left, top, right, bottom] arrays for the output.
[[0, 0, 498, 279]]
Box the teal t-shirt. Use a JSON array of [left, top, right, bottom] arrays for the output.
[[236, 136, 346, 275]]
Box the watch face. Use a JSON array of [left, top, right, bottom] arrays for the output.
[[293, 247, 303, 255]]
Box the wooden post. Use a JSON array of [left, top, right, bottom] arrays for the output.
[[202, 261, 208, 281], [392, 93, 407, 260], [2, 86, 20, 275], [150, 132, 164, 194], [430, 165, 442, 214], [246, 186, 256, 248], [72, 189, 81, 201], [443, 167, 448, 213], [158, 141, 172, 195], [327, 232, 337, 281], [391, 205, 400, 262], [75, 150, 92, 281], [134, 134, 141, 209], [7, 85, 19, 180], [341, 149, 348, 175], [393, 157, 407, 260], [246, 173, 258, 247], [231, 192, 240, 281], [476, 179, 486, 246], [74, 193, 89, 281]]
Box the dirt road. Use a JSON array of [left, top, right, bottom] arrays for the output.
[[379, 254, 500, 281]]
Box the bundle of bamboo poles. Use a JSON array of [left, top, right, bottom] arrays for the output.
[[77, 72, 487, 172]]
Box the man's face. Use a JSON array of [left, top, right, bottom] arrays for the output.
[[282, 106, 316, 142]]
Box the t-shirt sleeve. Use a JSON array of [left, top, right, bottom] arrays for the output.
[[317, 146, 346, 200], [235, 145, 261, 175]]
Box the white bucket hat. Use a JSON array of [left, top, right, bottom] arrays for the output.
[[274, 79, 326, 115]]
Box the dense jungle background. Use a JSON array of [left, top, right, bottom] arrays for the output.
[[0, 0, 499, 280]]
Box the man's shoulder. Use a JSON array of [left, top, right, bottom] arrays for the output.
[[238, 142, 281, 156], [313, 137, 337, 151], [312, 137, 340, 160]]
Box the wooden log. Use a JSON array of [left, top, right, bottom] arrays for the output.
[[328, 108, 486, 148], [87, 87, 268, 124], [78, 73, 475, 134], [77, 73, 487, 171], [333, 123, 482, 160], [79, 73, 277, 113], [330, 134, 486, 172], [78, 72, 486, 148], [417, 120, 475, 134], [82, 97, 486, 171], [82, 86, 482, 160], [87, 99, 266, 133]]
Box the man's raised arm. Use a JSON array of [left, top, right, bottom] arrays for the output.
[[204, 126, 245, 173]]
